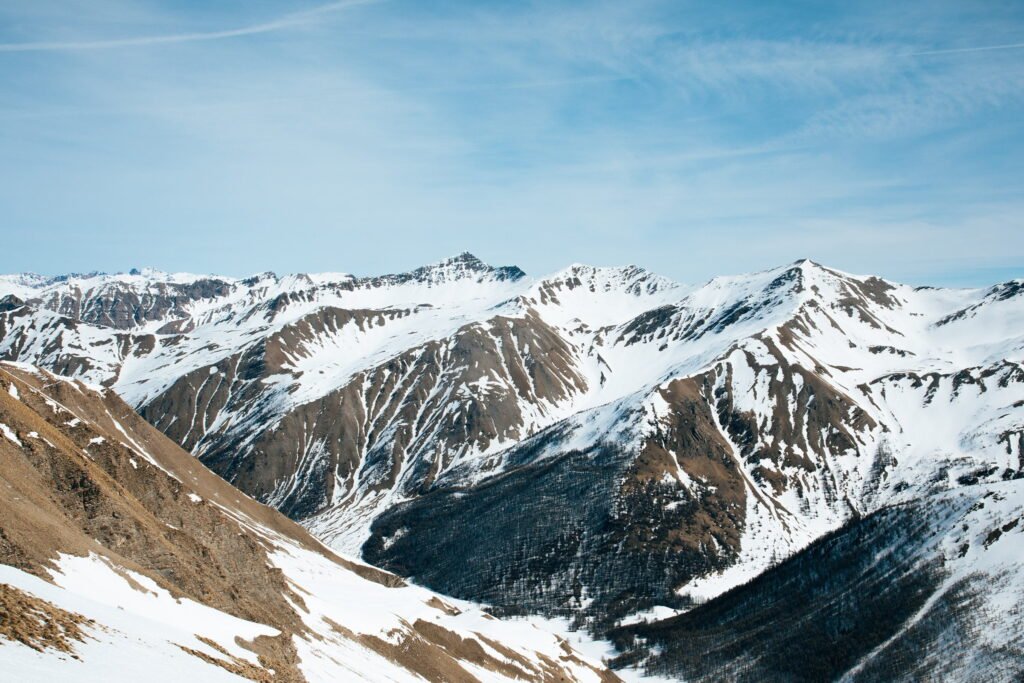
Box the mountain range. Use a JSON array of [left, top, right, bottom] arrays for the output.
[[1, 253, 1022, 680]]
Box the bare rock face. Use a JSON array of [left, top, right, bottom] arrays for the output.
[[30, 276, 233, 330], [2, 256, 1024, 670], [138, 308, 587, 520]]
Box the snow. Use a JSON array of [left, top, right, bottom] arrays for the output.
[[0, 422, 21, 445], [618, 605, 685, 627], [53, 553, 278, 665], [0, 509, 620, 682], [16, 257, 1009, 571], [845, 480, 1024, 677], [526, 263, 687, 329], [0, 556, 274, 683], [506, 612, 680, 683]]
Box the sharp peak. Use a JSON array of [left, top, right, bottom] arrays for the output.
[[384, 252, 527, 283], [761, 259, 876, 282], [418, 252, 495, 273], [786, 258, 831, 273], [441, 251, 486, 265], [694, 259, 893, 299]]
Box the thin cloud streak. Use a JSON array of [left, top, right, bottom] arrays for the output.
[[909, 42, 1024, 57], [0, 0, 378, 53]]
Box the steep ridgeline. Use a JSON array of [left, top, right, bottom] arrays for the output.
[[0, 362, 618, 682], [2, 257, 1023, 644]]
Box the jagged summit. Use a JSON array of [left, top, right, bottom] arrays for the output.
[[542, 262, 681, 291], [377, 251, 527, 286], [438, 251, 491, 269]]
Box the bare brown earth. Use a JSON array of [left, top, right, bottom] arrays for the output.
[[626, 376, 746, 558], [0, 582, 92, 656], [0, 363, 309, 677], [325, 615, 618, 683]]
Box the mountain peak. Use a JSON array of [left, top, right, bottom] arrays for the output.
[[447, 251, 486, 266], [543, 262, 682, 296], [398, 252, 526, 285]]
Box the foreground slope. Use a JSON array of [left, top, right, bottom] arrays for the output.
[[0, 361, 618, 682]]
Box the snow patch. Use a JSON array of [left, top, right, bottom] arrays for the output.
[[0, 422, 21, 446]]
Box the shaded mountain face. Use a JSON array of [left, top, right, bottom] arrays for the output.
[[609, 482, 1024, 681], [2, 256, 1023, 648], [0, 362, 618, 682], [361, 377, 747, 635]]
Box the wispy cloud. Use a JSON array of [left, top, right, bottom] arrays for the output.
[[909, 42, 1024, 57], [0, 0, 378, 53]]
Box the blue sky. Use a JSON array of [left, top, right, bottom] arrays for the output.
[[1, 0, 1022, 286]]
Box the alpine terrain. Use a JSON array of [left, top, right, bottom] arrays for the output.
[[1, 253, 1022, 680]]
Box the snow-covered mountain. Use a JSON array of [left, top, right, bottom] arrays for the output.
[[2, 254, 1022, 660], [0, 361, 618, 682]]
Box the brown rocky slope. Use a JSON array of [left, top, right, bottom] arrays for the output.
[[0, 361, 618, 683]]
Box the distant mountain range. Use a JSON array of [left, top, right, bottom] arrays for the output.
[[2, 253, 1022, 680]]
